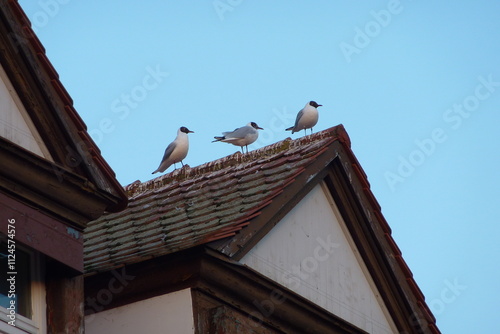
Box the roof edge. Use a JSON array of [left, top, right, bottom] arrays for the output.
[[125, 124, 350, 199], [2, 1, 128, 213]]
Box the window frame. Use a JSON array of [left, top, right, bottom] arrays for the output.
[[0, 239, 46, 334]]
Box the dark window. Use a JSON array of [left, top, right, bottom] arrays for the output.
[[0, 238, 32, 318]]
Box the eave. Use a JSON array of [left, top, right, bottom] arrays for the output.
[[0, 137, 120, 227]]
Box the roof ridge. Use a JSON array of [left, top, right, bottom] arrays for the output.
[[124, 125, 347, 198]]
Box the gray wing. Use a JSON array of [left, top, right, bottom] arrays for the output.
[[224, 126, 253, 139], [294, 109, 304, 128], [152, 141, 176, 173], [160, 141, 176, 162]]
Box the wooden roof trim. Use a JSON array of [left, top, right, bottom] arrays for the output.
[[0, 1, 127, 212], [324, 144, 440, 334], [0, 137, 119, 226]]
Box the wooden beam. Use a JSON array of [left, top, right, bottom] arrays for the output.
[[0, 137, 120, 226], [45, 261, 84, 334], [0, 191, 84, 272]]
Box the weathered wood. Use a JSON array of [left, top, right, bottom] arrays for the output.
[[45, 263, 84, 334], [0, 191, 84, 272]]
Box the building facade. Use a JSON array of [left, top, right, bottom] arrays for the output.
[[0, 2, 127, 333]]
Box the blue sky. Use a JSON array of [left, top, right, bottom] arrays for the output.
[[19, 1, 500, 332]]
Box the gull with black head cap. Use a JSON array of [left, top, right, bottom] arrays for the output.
[[212, 122, 263, 154], [152, 126, 194, 174], [286, 100, 322, 135]]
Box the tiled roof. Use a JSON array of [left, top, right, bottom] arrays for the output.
[[84, 125, 350, 273]]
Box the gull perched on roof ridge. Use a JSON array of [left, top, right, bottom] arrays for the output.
[[286, 100, 322, 135], [212, 121, 264, 154], [152, 126, 194, 174]]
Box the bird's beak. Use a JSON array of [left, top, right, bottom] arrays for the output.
[[188, 130, 194, 133], [257, 126, 264, 130], [317, 104, 323, 107]]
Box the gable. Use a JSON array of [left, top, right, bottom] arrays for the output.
[[0, 63, 52, 160], [241, 182, 398, 334]]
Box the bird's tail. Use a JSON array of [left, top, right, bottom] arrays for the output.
[[212, 136, 225, 142], [285, 126, 294, 132]]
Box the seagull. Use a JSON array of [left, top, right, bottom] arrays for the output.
[[286, 101, 322, 135], [152, 126, 194, 174], [212, 122, 263, 154]]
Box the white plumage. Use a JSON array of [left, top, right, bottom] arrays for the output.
[[213, 122, 263, 153], [152, 126, 194, 174], [286, 101, 322, 134]]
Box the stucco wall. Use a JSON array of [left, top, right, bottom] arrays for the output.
[[85, 288, 195, 334]]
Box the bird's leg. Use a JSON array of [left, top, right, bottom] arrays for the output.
[[245, 145, 249, 154], [240, 147, 244, 154], [181, 161, 184, 167], [310, 127, 313, 134]]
